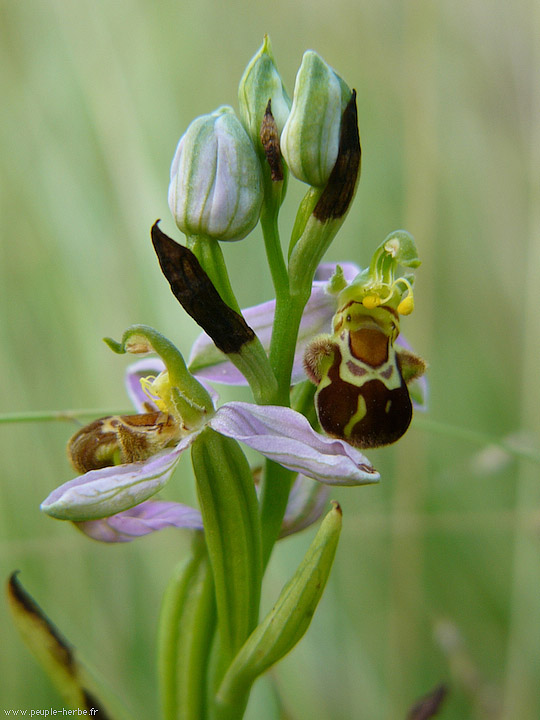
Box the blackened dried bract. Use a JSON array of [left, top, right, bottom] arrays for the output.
[[260, 99, 284, 182], [406, 684, 448, 720], [151, 222, 256, 354], [7, 571, 75, 672], [313, 90, 361, 222]]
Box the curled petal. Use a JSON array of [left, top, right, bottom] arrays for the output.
[[41, 434, 199, 522], [280, 475, 330, 537], [76, 500, 203, 542], [209, 402, 379, 485]]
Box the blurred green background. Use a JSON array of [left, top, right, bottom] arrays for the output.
[[1, 0, 539, 717]]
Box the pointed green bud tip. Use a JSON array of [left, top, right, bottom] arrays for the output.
[[281, 50, 352, 187], [168, 106, 264, 242], [238, 35, 291, 154], [325, 264, 348, 295]]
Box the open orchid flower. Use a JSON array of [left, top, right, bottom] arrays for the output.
[[62, 359, 333, 544], [41, 356, 379, 528], [188, 262, 428, 410]]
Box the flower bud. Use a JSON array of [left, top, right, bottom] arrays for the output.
[[168, 106, 263, 241], [238, 36, 291, 154], [281, 51, 352, 187]]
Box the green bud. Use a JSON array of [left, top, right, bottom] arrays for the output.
[[215, 502, 342, 716], [168, 106, 263, 242], [281, 51, 352, 187], [238, 35, 291, 155]]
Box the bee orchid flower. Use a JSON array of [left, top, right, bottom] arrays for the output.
[[41, 355, 378, 528]]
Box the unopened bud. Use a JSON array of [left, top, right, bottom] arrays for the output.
[[238, 36, 291, 154], [168, 106, 263, 242], [281, 51, 352, 187]]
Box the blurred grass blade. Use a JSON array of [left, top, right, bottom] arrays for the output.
[[158, 535, 216, 720], [6, 572, 135, 720]]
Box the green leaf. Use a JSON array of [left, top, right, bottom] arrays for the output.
[[214, 502, 342, 717], [191, 429, 263, 664]]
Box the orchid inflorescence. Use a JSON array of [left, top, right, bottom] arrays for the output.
[[10, 36, 426, 720]]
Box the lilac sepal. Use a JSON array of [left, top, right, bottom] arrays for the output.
[[209, 401, 380, 485], [76, 500, 203, 542], [279, 475, 330, 538], [40, 434, 200, 522]]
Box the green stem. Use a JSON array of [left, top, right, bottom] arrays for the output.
[[260, 289, 312, 562], [192, 429, 262, 664], [187, 235, 242, 314], [268, 291, 307, 402], [0, 409, 129, 424], [260, 201, 289, 300], [260, 461, 295, 568]]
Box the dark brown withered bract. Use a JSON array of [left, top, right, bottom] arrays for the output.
[[151, 222, 256, 354], [260, 99, 284, 182], [407, 684, 448, 720], [7, 572, 112, 718], [7, 571, 75, 673], [313, 90, 361, 221]]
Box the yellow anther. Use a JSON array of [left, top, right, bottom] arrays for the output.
[[140, 374, 169, 413], [397, 294, 414, 315], [362, 294, 381, 309]]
